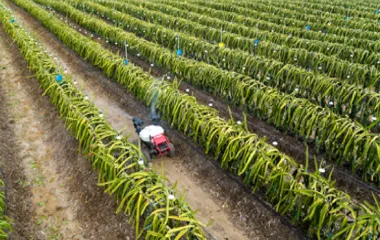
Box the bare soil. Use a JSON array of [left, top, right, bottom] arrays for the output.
[[78, 5, 380, 205], [0, 40, 36, 240], [46, 4, 380, 237], [0, 11, 135, 240], [5, 1, 308, 239], [177, 77, 380, 205]]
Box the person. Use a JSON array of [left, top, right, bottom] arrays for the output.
[[132, 117, 144, 134]]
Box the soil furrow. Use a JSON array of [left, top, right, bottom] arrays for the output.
[[0, 31, 36, 240], [55, 5, 379, 205], [0, 6, 136, 240], [6, 0, 307, 239], [91, 5, 380, 204]]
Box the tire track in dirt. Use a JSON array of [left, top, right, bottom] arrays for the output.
[[47, 3, 380, 237], [176, 77, 380, 205], [75, 5, 380, 205], [4, 4, 248, 239], [0, 34, 36, 240], [6, 1, 307, 239], [0, 8, 135, 240]]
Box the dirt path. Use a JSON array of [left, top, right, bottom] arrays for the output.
[[0, 10, 136, 240], [176, 76, 380, 205], [6, 1, 307, 239], [1, 58, 86, 239], [0, 39, 36, 239], [72, 4, 380, 205], [4, 5, 248, 239]]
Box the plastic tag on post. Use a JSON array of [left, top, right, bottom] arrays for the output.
[[124, 59, 129, 65], [55, 74, 63, 85], [254, 39, 259, 46], [305, 25, 310, 30], [376, 9, 379, 14], [176, 49, 183, 56], [10, 19, 15, 23], [344, 16, 349, 20], [218, 42, 225, 48]]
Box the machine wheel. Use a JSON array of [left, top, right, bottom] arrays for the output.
[[133, 139, 142, 146], [142, 149, 151, 163], [151, 152, 158, 159], [133, 139, 151, 163], [168, 143, 176, 157]]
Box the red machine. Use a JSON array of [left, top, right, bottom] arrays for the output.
[[151, 134, 173, 157], [132, 87, 175, 162], [132, 118, 175, 162]]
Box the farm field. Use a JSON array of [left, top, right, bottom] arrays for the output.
[[0, 0, 379, 239]]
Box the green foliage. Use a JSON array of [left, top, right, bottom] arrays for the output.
[[156, 0, 380, 52], [0, 179, 12, 239], [73, 0, 380, 126], [0, 3, 205, 239], [98, 0, 380, 89], [137, 0, 380, 67], [15, 0, 380, 238], [46, 0, 380, 182], [262, 0, 380, 21], [182, 0, 380, 48], [224, 0, 380, 29]]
